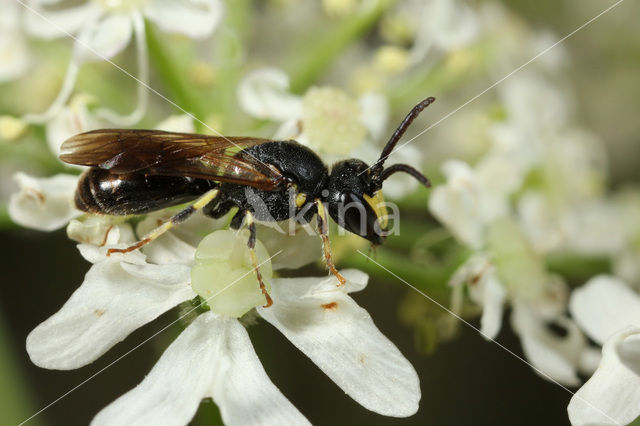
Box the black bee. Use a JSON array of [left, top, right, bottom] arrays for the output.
[[60, 97, 435, 307]]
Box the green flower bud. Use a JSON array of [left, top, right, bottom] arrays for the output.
[[486, 218, 547, 301], [302, 86, 366, 155], [191, 230, 272, 318]]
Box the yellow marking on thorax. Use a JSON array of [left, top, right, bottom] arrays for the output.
[[295, 192, 307, 208]]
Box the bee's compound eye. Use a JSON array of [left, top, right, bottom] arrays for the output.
[[338, 192, 385, 245]]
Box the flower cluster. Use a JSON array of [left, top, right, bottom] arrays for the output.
[[424, 4, 640, 424]]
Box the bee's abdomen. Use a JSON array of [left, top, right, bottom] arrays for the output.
[[75, 168, 217, 216]]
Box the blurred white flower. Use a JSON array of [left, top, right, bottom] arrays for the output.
[[8, 113, 196, 230], [408, 0, 479, 64], [8, 172, 81, 231], [569, 275, 640, 348], [94, 310, 312, 426], [66, 215, 133, 246], [448, 220, 590, 386], [428, 159, 515, 249], [568, 326, 640, 426], [238, 67, 423, 198], [0, 115, 28, 141], [45, 94, 104, 159], [0, 0, 30, 82], [449, 253, 506, 339], [20, 0, 223, 126], [611, 190, 640, 288], [47, 108, 196, 165], [568, 276, 640, 425]]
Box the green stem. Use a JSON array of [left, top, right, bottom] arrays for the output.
[[546, 252, 611, 284], [289, 0, 397, 94], [206, 0, 253, 131], [341, 246, 468, 303], [145, 23, 209, 127]]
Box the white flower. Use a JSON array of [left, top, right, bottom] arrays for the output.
[[408, 0, 479, 64], [20, 0, 223, 126], [46, 96, 196, 160], [16, 172, 419, 423], [45, 94, 104, 159], [8, 172, 81, 231], [9, 113, 197, 233], [428, 159, 515, 249], [569, 275, 640, 347], [448, 220, 590, 386], [448, 253, 506, 339], [611, 190, 640, 288], [237, 67, 424, 199], [24, 0, 223, 49], [93, 310, 311, 426], [0, 0, 30, 82], [568, 276, 640, 425], [26, 219, 421, 424]]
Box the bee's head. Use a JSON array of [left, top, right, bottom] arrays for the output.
[[325, 159, 387, 245], [325, 158, 431, 245], [323, 97, 436, 245]]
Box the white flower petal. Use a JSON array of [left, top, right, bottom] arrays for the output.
[[155, 114, 196, 133], [428, 160, 485, 248], [237, 68, 303, 121], [517, 192, 565, 253], [511, 303, 584, 386], [0, 5, 30, 82], [258, 270, 420, 417], [410, 0, 478, 63], [8, 172, 81, 231], [256, 223, 322, 271], [93, 312, 309, 426], [209, 316, 311, 426], [617, 332, 640, 377], [564, 201, 627, 256], [77, 241, 147, 265], [46, 95, 104, 158], [568, 327, 640, 426], [431, 0, 478, 51], [92, 312, 221, 426], [273, 117, 303, 141], [136, 214, 197, 266], [26, 257, 194, 369], [478, 273, 506, 340], [358, 92, 389, 141], [144, 0, 223, 39], [569, 275, 640, 345], [24, 2, 101, 39], [74, 13, 133, 62], [67, 217, 135, 247]]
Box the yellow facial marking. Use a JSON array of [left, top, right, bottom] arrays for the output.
[[363, 190, 388, 230], [295, 192, 307, 208]]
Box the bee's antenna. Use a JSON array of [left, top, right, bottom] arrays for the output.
[[378, 164, 431, 187], [371, 97, 436, 178]]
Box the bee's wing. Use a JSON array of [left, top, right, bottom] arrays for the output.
[[60, 129, 286, 190]]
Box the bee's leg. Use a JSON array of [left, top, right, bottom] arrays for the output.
[[244, 211, 273, 308], [315, 199, 346, 286], [107, 189, 220, 256]]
